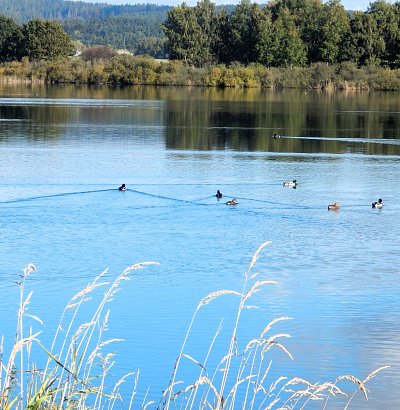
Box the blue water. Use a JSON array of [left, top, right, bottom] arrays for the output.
[[0, 89, 399, 409]]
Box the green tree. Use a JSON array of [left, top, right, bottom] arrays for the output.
[[162, 3, 201, 65], [225, 0, 263, 64], [22, 19, 74, 61], [0, 14, 23, 62], [162, 0, 219, 66], [213, 8, 231, 63], [344, 11, 385, 66], [317, 0, 350, 63], [268, 0, 324, 63], [368, 0, 400, 67], [254, 8, 274, 66], [135, 36, 166, 58], [270, 7, 307, 67], [194, 0, 218, 65]]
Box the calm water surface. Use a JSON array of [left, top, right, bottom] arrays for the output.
[[0, 84, 399, 409]]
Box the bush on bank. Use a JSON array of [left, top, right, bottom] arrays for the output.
[[1, 56, 400, 91]]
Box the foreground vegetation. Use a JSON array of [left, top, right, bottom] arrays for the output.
[[0, 243, 389, 409], [2, 56, 400, 90]]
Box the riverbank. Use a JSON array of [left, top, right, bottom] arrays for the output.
[[1, 56, 400, 90]]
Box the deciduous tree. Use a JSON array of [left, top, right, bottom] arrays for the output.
[[0, 14, 23, 62], [344, 11, 385, 66], [318, 0, 350, 64], [162, 3, 200, 65], [270, 7, 307, 67], [226, 0, 263, 64], [368, 0, 400, 68], [22, 19, 74, 61]]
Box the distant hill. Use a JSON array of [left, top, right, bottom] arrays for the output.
[[0, 0, 171, 23], [0, 0, 171, 57]]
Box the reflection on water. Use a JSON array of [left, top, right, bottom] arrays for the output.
[[0, 84, 399, 409], [0, 84, 399, 155]]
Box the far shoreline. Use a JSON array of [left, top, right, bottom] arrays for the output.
[[1, 57, 400, 91]]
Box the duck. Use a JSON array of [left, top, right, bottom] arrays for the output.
[[226, 198, 238, 206], [372, 198, 383, 209], [118, 184, 127, 191], [215, 190, 223, 199], [328, 202, 340, 211], [283, 179, 297, 188]]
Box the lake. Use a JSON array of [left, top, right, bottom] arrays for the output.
[[0, 84, 399, 409]]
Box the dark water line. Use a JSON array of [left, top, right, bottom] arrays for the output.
[[228, 195, 312, 209], [120, 203, 193, 210], [0, 188, 377, 213], [189, 195, 216, 202], [224, 196, 377, 211], [341, 204, 377, 208], [0, 182, 280, 188], [132, 183, 280, 187], [0, 188, 211, 207], [0, 189, 116, 205], [125, 188, 208, 206]]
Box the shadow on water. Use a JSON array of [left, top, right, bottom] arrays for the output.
[[162, 88, 400, 155], [0, 85, 399, 155]]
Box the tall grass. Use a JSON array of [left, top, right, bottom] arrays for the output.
[[0, 243, 388, 409], [0, 261, 159, 409], [161, 241, 389, 410]]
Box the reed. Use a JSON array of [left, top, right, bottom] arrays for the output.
[[162, 241, 389, 410], [0, 261, 159, 410], [0, 243, 388, 409]]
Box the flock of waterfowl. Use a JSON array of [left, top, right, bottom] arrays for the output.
[[327, 198, 384, 210], [270, 133, 384, 210], [118, 183, 383, 211]]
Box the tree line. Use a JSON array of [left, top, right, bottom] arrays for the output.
[[1, 0, 400, 90], [0, 15, 74, 62], [62, 15, 167, 58], [2, 0, 399, 67], [162, 0, 400, 68], [0, 0, 170, 23], [0, 0, 170, 58]]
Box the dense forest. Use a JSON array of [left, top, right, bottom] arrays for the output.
[[0, 0, 170, 22], [63, 15, 166, 58], [2, 0, 400, 68], [0, 0, 170, 57], [163, 0, 400, 68]]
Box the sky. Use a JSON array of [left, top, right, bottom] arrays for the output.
[[72, 0, 373, 11]]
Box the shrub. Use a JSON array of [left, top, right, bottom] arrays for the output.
[[88, 63, 109, 84], [80, 46, 118, 62], [45, 59, 76, 83], [277, 67, 311, 88], [203, 66, 224, 87], [157, 60, 191, 85], [1, 57, 32, 79]]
